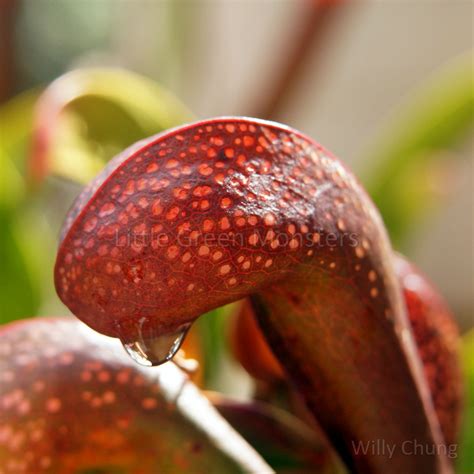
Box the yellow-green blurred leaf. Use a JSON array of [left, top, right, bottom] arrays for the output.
[[31, 68, 194, 184], [0, 89, 39, 161], [0, 148, 24, 212]]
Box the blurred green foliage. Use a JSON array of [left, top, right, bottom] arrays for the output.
[[457, 330, 474, 472], [363, 52, 473, 249], [0, 91, 43, 323], [196, 304, 236, 386]]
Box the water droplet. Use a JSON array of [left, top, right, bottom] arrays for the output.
[[121, 324, 191, 367]]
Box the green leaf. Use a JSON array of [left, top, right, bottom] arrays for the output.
[[362, 52, 474, 247], [0, 212, 41, 323], [196, 304, 236, 386], [0, 148, 42, 322], [0, 147, 24, 214], [30, 68, 194, 184], [457, 330, 474, 472]]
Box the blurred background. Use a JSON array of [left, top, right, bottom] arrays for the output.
[[0, 0, 473, 467]]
